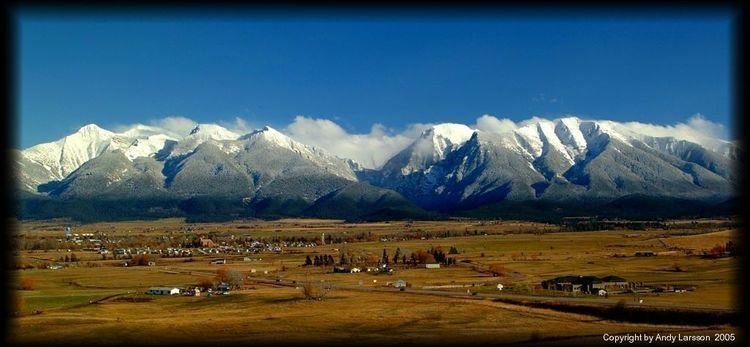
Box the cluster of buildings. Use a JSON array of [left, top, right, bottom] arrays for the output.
[[146, 283, 232, 296], [541, 275, 630, 296], [540, 275, 696, 296], [333, 263, 395, 274]]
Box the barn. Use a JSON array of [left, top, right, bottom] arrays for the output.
[[147, 287, 180, 295]]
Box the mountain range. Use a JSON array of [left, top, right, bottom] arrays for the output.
[[14, 117, 739, 221]]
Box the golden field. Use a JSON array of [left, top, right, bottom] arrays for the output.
[[8, 218, 740, 344]]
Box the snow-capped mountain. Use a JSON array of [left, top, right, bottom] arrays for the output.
[[374, 117, 736, 211], [15, 116, 738, 220], [380, 123, 475, 177]]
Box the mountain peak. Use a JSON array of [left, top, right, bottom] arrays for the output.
[[420, 123, 475, 158], [423, 123, 475, 141], [242, 125, 296, 148], [76, 123, 110, 135], [187, 124, 238, 140]]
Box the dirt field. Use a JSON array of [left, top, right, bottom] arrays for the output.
[[8, 218, 740, 344]]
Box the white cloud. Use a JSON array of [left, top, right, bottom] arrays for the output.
[[601, 113, 728, 150], [473, 114, 517, 134], [149, 116, 199, 138], [285, 116, 431, 169], [219, 116, 259, 135]]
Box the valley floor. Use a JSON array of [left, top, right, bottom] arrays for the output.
[[8, 218, 741, 345]]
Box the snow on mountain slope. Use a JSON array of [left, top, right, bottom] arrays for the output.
[[232, 126, 358, 181], [16, 116, 736, 210], [376, 117, 736, 209], [380, 123, 475, 176], [22, 124, 129, 180], [169, 124, 240, 156]]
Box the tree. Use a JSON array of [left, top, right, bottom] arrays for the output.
[[382, 248, 389, 264], [725, 241, 736, 255], [215, 267, 230, 283], [393, 248, 401, 264], [304, 255, 313, 266], [197, 277, 214, 290], [415, 250, 435, 264], [70, 253, 78, 262], [225, 270, 245, 289]]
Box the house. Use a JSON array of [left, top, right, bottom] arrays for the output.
[[393, 279, 407, 288], [601, 275, 629, 289], [541, 275, 606, 294], [147, 261, 156, 266], [147, 287, 180, 295], [217, 282, 231, 295], [182, 287, 201, 296], [424, 263, 440, 269], [333, 266, 350, 273], [634, 251, 656, 257], [496, 283, 504, 291], [350, 267, 361, 273], [597, 289, 608, 296]]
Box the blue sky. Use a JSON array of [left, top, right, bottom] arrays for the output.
[[17, 9, 734, 148]]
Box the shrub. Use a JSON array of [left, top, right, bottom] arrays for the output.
[[130, 254, 154, 266], [301, 281, 331, 301], [18, 277, 36, 291], [488, 264, 509, 277]]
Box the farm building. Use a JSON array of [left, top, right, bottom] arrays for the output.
[[423, 263, 441, 269], [541, 276, 607, 294], [393, 280, 407, 288], [183, 287, 201, 296], [601, 275, 629, 289], [147, 287, 180, 295]]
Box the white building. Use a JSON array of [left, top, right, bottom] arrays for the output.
[[147, 287, 180, 295]]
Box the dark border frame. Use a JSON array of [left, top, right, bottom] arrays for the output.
[[2, 2, 747, 346]]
